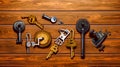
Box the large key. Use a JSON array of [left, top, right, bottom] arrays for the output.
[[66, 29, 76, 59], [13, 20, 25, 44], [76, 19, 90, 59], [21, 15, 44, 30], [46, 44, 58, 60]]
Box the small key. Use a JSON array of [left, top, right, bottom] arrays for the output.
[[76, 19, 90, 59], [46, 44, 58, 60], [42, 14, 64, 25], [42, 14, 57, 23], [13, 20, 25, 44], [66, 29, 76, 59], [55, 29, 70, 45], [22, 15, 44, 30], [26, 33, 32, 53]]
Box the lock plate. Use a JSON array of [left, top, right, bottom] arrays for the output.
[[34, 30, 52, 48]]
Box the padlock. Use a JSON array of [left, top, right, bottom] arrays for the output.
[[34, 30, 52, 48]]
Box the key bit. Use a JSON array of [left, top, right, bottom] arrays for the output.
[[76, 19, 90, 59], [13, 20, 25, 44], [66, 29, 77, 59], [55, 29, 70, 45], [46, 44, 58, 60], [22, 15, 44, 30]]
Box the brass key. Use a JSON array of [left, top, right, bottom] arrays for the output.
[[22, 15, 44, 30], [46, 44, 58, 60], [66, 29, 76, 59]]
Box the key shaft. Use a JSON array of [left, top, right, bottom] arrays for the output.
[[46, 44, 58, 60], [46, 51, 54, 60], [70, 47, 74, 59]]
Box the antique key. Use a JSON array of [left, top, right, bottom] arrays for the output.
[[76, 19, 90, 59], [26, 33, 44, 53], [22, 15, 44, 29], [42, 14, 64, 25], [22, 15, 52, 48], [46, 44, 58, 60], [66, 29, 76, 59], [13, 20, 25, 44], [46, 29, 70, 60], [55, 29, 70, 45], [26, 33, 32, 53]]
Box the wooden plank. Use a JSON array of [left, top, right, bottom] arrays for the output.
[[0, 12, 120, 25], [0, 39, 119, 53], [0, 0, 120, 10], [0, 25, 119, 39], [0, 54, 119, 66]]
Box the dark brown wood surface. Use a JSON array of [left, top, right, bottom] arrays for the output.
[[0, 0, 120, 67]]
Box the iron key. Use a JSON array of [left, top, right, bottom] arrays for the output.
[[76, 19, 90, 59], [13, 20, 25, 44]]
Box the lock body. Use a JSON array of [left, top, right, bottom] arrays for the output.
[[34, 30, 52, 48], [89, 30, 110, 51]]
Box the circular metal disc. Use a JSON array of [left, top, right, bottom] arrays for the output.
[[34, 30, 52, 48], [13, 20, 25, 32], [51, 17, 57, 23], [76, 19, 90, 34]]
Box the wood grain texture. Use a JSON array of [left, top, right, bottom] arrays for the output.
[[0, 0, 120, 10], [0, 12, 120, 25], [0, 0, 120, 66], [0, 54, 119, 66], [0, 39, 119, 54]]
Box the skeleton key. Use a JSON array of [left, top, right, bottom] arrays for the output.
[[21, 15, 44, 30], [13, 20, 25, 44], [66, 29, 76, 59], [76, 19, 90, 59], [46, 44, 58, 60], [55, 29, 70, 45]]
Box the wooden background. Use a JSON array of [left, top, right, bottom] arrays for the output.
[[0, 0, 120, 66]]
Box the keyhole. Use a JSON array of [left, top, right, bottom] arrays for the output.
[[18, 24, 21, 28], [81, 22, 85, 27]]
